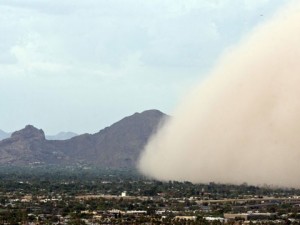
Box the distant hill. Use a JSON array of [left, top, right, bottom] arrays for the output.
[[0, 110, 167, 168], [0, 130, 10, 141], [46, 132, 78, 140], [0, 130, 78, 141]]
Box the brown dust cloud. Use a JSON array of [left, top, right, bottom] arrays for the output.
[[138, 1, 300, 188]]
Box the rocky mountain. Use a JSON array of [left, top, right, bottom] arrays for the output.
[[0, 129, 77, 141], [46, 132, 78, 140], [0, 129, 10, 141], [0, 110, 167, 168]]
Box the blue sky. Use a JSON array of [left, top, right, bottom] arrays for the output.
[[0, 0, 290, 134]]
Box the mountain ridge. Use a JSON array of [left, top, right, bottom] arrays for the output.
[[0, 129, 78, 141], [0, 110, 167, 168], [0, 129, 11, 141], [46, 132, 78, 140]]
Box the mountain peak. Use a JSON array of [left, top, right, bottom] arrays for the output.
[[140, 109, 165, 115], [0, 109, 167, 167], [11, 125, 45, 141]]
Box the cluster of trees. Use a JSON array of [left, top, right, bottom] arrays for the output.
[[1, 166, 300, 224], [1, 165, 299, 199]]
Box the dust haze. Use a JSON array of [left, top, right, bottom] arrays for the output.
[[138, 1, 300, 187]]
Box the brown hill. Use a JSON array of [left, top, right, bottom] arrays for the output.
[[0, 110, 167, 168]]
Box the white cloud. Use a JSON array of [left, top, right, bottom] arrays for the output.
[[0, 0, 291, 133]]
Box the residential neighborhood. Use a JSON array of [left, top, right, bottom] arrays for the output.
[[1, 166, 300, 224]]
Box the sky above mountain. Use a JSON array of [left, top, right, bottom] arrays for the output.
[[0, 0, 290, 134]]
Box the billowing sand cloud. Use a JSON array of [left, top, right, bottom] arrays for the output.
[[138, 1, 300, 187]]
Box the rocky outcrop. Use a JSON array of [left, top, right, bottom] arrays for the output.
[[0, 110, 167, 168]]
